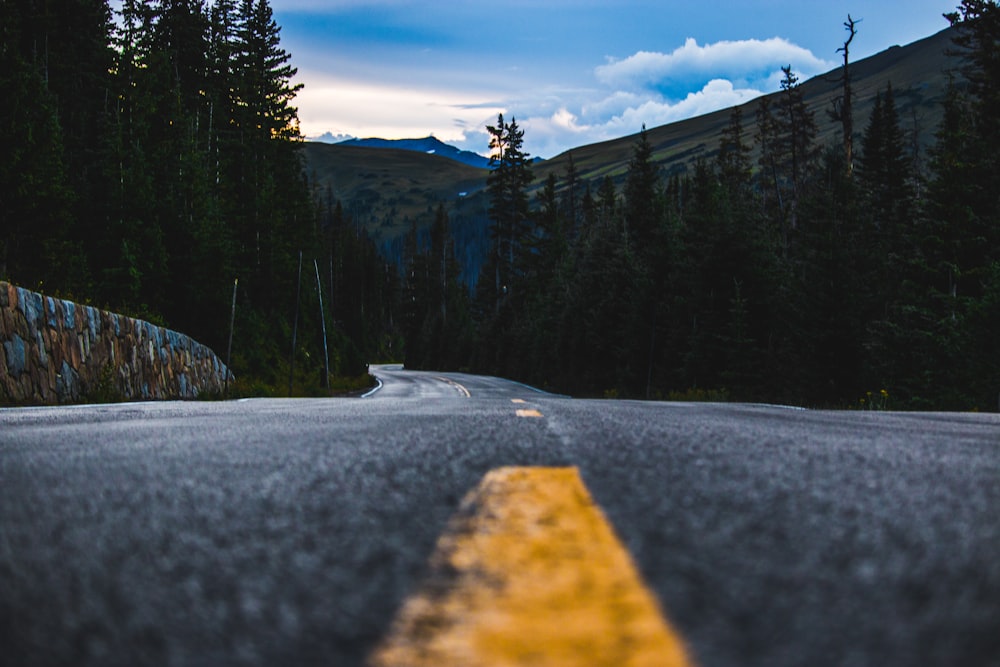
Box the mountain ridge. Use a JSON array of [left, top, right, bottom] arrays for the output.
[[336, 136, 493, 170], [301, 25, 960, 281], [531, 26, 956, 188]]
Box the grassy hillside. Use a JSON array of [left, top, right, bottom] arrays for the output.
[[533, 27, 956, 188], [301, 143, 488, 243], [301, 25, 958, 275]]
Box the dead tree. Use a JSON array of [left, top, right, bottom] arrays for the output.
[[830, 15, 859, 177]]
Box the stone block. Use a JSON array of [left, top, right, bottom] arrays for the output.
[[16, 287, 43, 335], [67, 338, 78, 369], [3, 334, 26, 376], [86, 306, 100, 341], [46, 296, 58, 329], [1, 306, 14, 337], [36, 331, 48, 369], [56, 360, 80, 402]]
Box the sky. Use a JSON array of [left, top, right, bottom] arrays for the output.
[[271, 0, 960, 159]]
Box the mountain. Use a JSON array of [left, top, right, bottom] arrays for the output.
[[531, 26, 956, 190], [301, 26, 960, 281], [301, 142, 487, 237], [336, 136, 493, 169]]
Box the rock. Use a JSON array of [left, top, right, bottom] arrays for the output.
[[3, 334, 27, 377], [1, 281, 231, 405]]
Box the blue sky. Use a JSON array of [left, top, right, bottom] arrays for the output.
[[271, 1, 960, 158]]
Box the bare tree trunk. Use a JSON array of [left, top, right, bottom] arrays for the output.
[[840, 15, 858, 177]]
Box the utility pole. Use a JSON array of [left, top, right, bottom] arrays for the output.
[[225, 277, 238, 396], [314, 259, 330, 390], [289, 251, 302, 396]]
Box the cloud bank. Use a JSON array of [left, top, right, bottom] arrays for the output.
[[296, 34, 834, 159], [504, 36, 834, 158], [595, 37, 832, 95]]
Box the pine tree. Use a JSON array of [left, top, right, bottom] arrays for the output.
[[940, 0, 1000, 292], [596, 175, 618, 226], [794, 147, 867, 405], [230, 0, 310, 316], [777, 65, 817, 231], [0, 1, 75, 289], [101, 0, 169, 315], [621, 126, 665, 396], [754, 95, 783, 225], [525, 173, 565, 283], [429, 204, 471, 369], [34, 0, 116, 292], [858, 84, 913, 250], [149, 0, 220, 328], [913, 0, 1000, 409], [623, 125, 659, 253], [559, 153, 582, 243], [946, 1, 1000, 153], [716, 105, 753, 200], [484, 113, 533, 313]]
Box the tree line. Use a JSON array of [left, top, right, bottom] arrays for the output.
[[404, 3, 999, 410], [5, 1, 996, 408], [1, 0, 397, 394]]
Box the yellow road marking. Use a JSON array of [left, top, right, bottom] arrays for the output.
[[515, 408, 544, 418], [511, 398, 526, 404], [434, 376, 471, 398], [367, 466, 695, 667]]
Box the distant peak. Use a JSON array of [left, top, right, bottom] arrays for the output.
[[335, 136, 491, 170]]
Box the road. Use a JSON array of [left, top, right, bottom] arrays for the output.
[[1, 365, 998, 666]]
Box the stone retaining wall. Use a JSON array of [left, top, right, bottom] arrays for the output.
[[0, 282, 232, 405]]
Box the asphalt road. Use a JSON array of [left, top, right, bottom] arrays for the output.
[[1, 365, 998, 666]]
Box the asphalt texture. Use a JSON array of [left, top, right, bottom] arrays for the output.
[[1, 364, 998, 667]]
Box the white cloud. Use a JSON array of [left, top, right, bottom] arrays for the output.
[[517, 79, 765, 158], [551, 108, 584, 131], [579, 91, 648, 124], [595, 37, 833, 96], [605, 79, 763, 133], [295, 69, 503, 149], [293, 36, 833, 159], [499, 37, 833, 157]]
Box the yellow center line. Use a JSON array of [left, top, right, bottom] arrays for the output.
[[511, 398, 526, 404], [434, 376, 471, 398], [367, 466, 696, 667], [515, 408, 544, 418]]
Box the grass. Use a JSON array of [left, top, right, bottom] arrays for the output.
[[210, 371, 377, 400]]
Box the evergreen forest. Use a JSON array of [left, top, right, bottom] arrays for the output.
[[2, 0, 998, 409], [1, 0, 397, 395], [403, 2, 1000, 411]]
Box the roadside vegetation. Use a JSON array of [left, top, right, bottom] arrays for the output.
[[403, 4, 1000, 411], [2, 2, 997, 409], [1, 0, 395, 395]]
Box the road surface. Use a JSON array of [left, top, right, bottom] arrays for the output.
[[1, 365, 998, 666]]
